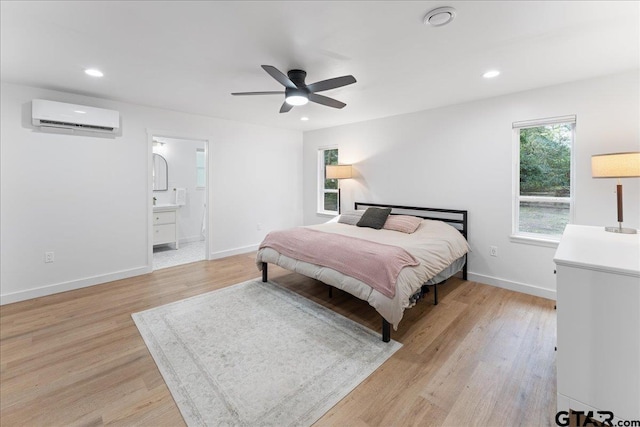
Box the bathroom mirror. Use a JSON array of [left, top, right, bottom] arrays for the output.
[[152, 154, 168, 191]]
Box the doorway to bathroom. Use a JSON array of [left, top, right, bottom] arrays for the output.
[[150, 134, 209, 271]]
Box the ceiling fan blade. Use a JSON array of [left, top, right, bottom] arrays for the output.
[[279, 102, 294, 113], [308, 93, 346, 109], [231, 91, 284, 96], [262, 65, 297, 89], [306, 75, 356, 93]]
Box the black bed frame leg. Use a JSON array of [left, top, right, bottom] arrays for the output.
[[382, 318, 390, 342], [463, 262, 468, 281], [434, 283, 438, 305], [262, 262, 268, 282]]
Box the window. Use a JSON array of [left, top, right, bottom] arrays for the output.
[[512, 116, 575, 242], [196, 148, 205, 189], [318, 148, 339, 214]]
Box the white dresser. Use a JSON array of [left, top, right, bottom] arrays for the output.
[[554, 225, 640, 422], [153, 205, 179, 249]]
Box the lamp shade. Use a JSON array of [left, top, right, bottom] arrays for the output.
[[326, 164, 352, 180], [592, 152, 640, 178]]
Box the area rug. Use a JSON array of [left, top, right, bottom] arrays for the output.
[[132, 279, 402, 426]]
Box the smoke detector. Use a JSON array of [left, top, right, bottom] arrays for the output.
[[424, 7, 456, 27]]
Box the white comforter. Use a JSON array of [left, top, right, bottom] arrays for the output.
[[256, 219, 469, 329]]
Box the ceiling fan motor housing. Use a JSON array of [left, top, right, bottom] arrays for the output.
[[285, 87, 309, 98], [284, 70, 309, 105], [287, 69, 307, 87]]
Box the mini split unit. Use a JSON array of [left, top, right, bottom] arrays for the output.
[[32, 99, 120, 134]]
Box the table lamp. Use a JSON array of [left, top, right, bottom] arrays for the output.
[[326, 164, 352, 214], [591, 151, 640, 234]]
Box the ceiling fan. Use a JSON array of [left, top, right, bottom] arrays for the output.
[[231, 65, 357, 113]]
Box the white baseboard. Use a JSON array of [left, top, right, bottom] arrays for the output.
[[0, 266, 151, 305], [468, 272, 556, 301], [1, 260, 556, 306], [206, 251, 556, 301], [209, 244, 258, 260]]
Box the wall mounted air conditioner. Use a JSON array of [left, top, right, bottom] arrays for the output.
[[32, 99, 120, 134]]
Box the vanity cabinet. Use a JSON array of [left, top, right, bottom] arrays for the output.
[[153, 206, 179, 248], [554, 225, 640, 422]]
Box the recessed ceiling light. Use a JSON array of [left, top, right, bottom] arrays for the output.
[[84, 68, 104, 77], [483, 70, 500, 79], [424, 7, 456, 27], [300, 117, 309, 121], [74, 110, 87, 114]]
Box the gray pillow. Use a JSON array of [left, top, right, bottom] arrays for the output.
[[338, 210, 366, 226], [356, 207, 392, 229]]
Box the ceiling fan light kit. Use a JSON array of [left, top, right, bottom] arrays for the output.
[[285, 95, 308, 106], [284, 88, 309, 106], [232, 65, 356, 113]]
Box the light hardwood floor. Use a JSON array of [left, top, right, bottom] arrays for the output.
[[0, 253, 557, 426]]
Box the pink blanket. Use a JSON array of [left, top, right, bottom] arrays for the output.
[[259, 227, 419, 298]]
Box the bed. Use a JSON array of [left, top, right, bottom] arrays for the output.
[[257, 202, 469, 342]]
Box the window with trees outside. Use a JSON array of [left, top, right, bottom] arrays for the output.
[[512, 116, 575, 242], [318, 148, 339, 214]]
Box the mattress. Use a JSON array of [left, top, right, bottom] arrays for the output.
[[256, 219, 469, 329]]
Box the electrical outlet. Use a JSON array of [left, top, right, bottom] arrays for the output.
[[489, 246, 498, 257], [45, 251, 55, 263], [256, 223, 262, 231]]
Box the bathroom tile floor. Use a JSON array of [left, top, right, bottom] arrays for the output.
[[153, 240, 206, 271]]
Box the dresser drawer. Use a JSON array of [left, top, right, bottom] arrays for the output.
[[153, 224, 176, 245], [153, 211, 176, 225]]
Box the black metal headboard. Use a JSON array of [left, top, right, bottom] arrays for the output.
[[354, 202, 468, 240]]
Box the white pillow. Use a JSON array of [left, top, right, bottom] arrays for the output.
[[337, 210, 366, 226]]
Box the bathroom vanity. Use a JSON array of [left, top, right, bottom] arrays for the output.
[[153, 204, 179, 249]]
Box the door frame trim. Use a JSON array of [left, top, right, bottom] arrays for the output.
[[146, 129, 210, 271]]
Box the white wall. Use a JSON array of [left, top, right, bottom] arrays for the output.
[[303, 71, 640, 299], [0, 82, 303, 303], [153, 137, 206, 244]]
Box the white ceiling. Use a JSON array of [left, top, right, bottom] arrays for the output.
[[1, 1, 638, 132]]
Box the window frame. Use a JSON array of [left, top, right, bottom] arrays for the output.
[[511, 115, 576, 246], [317, 146, 339, 216]]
